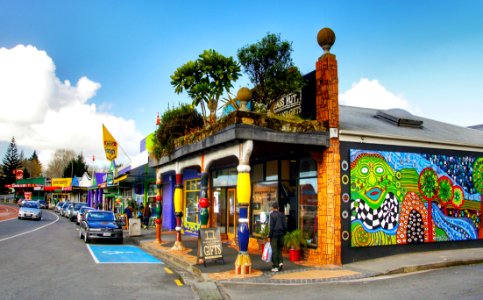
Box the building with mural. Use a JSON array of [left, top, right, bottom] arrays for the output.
[[148, 27, 483, 267]]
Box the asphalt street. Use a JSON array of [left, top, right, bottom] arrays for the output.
[[0, 207, 196, 300]]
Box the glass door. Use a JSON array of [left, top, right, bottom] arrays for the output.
[[227, 188, 237, 241]]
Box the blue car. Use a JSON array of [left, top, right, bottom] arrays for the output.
[[79, 210, 123, 244]]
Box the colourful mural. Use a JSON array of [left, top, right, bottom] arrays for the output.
[[350, 150, 482, 247]]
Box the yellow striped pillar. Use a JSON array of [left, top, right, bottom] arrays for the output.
[[172, 173, 186, 250], [235, 164, 252, 275]]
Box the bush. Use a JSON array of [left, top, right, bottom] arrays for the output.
[[152, 104, 204, 158]]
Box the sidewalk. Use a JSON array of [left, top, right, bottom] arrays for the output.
[[127, 228, 483, 285]]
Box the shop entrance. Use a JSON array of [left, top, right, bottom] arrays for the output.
[[213, 187, 238, 241]]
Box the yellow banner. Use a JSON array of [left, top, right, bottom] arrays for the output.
[[103, 124, 118, 161], [52, 178, 72, 187]]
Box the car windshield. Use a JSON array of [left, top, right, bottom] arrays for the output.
[[87, 212, 115, 222], [74, 203, 85, 209], [23, 201, 39, 208]]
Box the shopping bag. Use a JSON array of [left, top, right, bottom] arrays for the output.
[[261, 242, 272, 262]]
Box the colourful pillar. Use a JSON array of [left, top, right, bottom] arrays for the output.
[[155, 178, 163, 243], [198, 172, 209, 227], [171, 173, 186, 250], [235, 164, 252, 275]]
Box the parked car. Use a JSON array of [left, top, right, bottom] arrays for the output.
[[37, 200, 48, 209], [79, 210, 123, 244], [18, 200, 42, 221], [77, 206, 94, 225], [69, 202, 88, 222], [64, 203, 74, 218], [55, 202, 64, 213], [60, 202, 72, 217]]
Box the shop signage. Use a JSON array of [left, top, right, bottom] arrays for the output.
[[198, 228, 224, 266], [52, 178, 72, 187], [273, 92, 302, 116], [273, 70, 316, 119]]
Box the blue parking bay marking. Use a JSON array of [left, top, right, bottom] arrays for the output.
[[87, 245, 163, 264]]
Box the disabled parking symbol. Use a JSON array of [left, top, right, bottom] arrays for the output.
[[87, 244, 163, 264]]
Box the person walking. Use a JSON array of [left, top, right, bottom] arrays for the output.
[[268, 202, 287, 272], [143, 203, 151, 228], [124, 205, 132, 220]]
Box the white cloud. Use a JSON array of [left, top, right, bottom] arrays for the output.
[[340, 78, 418, 113], [0, 45, 143, 171]]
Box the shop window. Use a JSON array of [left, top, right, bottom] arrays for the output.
[[266, 160, 278, 181], [251, 163, 264, 183], [299, 178, 318, 248], [212, 168, 237, 186], [300, 157, 317, 178], [184, 179, 200, 226], [251, 182, 277, 236]]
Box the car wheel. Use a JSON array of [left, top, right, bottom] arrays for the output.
[[18, 217, 21, 220]]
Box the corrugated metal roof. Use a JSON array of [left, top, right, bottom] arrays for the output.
[[339, 105, 483, 151]]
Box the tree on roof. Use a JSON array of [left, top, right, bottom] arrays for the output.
[[171, 49, 241, 126], [237, 33, 305, 113]]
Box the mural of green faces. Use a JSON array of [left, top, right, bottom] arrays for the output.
[[351, 154, 399, 210]]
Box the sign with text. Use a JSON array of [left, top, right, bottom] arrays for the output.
[[198, 228, 223, 260], [274, 70, 316, 120]]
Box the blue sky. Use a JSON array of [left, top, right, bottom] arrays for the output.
[[1, 1, 482, 169]]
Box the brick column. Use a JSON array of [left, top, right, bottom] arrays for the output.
[[307, 28, 342, 265]]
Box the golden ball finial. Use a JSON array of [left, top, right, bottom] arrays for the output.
[[237, 87, 252, 102], [317, 27, 336, 53]]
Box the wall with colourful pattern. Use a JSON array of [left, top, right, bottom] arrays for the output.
[[345, 149, 483, 248]]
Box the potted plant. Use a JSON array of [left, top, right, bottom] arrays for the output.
[[255, 224, 270, 252], [283, 229, 307, 261]]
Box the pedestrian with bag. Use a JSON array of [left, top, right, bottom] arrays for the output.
[[268, 202, 287, 272]]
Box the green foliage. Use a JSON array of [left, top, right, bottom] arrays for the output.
[[62, 154, 88, 178], [152, 103, 204, 158], [170, 49, 241, 125], [237, 33, 305, 112], [2, 137, 21, 189], [283, 229, 307, 250]]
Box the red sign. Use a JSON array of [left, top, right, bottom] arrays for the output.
[[15, 169, 23, 180]]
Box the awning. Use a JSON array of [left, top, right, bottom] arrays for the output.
[[113, 174, 128, 184], [44, 186, 62, 191]]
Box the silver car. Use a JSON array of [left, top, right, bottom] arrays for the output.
[[18, 201, 42, 221], [77, 206, 94, 225], [69, 203, 88, 222]]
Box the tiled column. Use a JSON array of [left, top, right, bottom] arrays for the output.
[[307, 28, 342, 265]]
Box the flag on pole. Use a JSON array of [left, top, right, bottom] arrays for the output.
[[102, 124, 118, 161]]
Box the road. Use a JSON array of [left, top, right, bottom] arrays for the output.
[[0, 205, 196, 300], [218, 264, 483, 300]]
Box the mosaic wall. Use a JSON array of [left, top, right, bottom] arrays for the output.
[[347, 149, 483, 247]]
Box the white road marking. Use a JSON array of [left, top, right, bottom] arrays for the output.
[[86, 244, 100, 264], [0, 210, 60, 242]]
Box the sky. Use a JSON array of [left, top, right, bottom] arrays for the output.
[[1, 1, 482, 171]]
